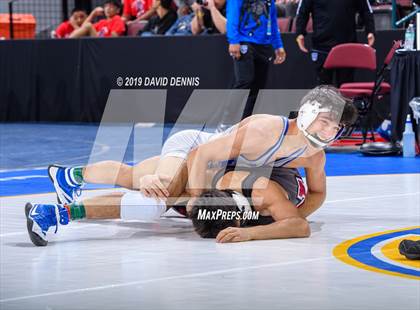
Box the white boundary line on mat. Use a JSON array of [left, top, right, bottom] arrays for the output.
[[0, 255, 334, 303]]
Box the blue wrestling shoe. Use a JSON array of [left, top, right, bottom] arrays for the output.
[[25, 202, 69, 246], [48, 165, 83, 204]]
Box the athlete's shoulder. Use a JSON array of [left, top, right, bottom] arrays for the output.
[[244, 114, 285, 134], [248, 114, 285, 122], [307, 149, 326, 168]]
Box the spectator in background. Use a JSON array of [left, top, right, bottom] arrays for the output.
[[275, 2, 286, 18], [295, 0, 375, 86], [123, 0, 157, 23], [191, 0, 226, 35], [174, 1, 194, 17], [70, 0, 126, 38], [122, 0, 153, 21], [54, 8, 88, 38], [223, 0, 286, 122], [276, 0, 299, 17], [165, 4, 194, 35], [138, 0, 177, 35]]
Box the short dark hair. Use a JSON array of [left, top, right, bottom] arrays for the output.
[[71, 7, 87, 15], [300, 85, 358, 127], [341, 97, 358, 127], [103, 0, 122, 9], [160, 0, 173, 10], [190, 189, 239, 238]]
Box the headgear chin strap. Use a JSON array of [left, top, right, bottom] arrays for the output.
[[297, 100, 344, 148]]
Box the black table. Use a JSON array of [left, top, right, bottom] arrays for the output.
[[389, 50, 420, 142]]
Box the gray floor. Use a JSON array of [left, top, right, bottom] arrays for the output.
[[1, 174, 419, 310]]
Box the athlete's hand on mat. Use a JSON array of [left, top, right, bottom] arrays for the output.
[[216, 227, 252, 243], [367, 33, 375, 47], [139, 174, 170, 200], [274, 48, 286, 64], [296, 35, 308, 53]]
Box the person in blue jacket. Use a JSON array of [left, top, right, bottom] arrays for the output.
[[226, 0, 286, 121]]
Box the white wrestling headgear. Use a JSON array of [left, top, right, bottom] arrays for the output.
[[231, 191, 253, 227], [297, 100, 345, 148], [296, 86, 352, 148], [297, 101, 344, 147], [231, 191, 252, 214]]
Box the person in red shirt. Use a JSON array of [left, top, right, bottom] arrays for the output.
[[54, 8, 88, 38], [70, 0, 126, 38], [122, 0, 154, 21]]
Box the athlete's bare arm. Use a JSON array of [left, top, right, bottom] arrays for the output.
[[187, 116, 283, 198], [297, 151, 327, 218], [216, 178, 310, 243]]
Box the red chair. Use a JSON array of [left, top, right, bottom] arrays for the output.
[[340, 40, 401, 95], [323, 43, 378, 143], [324, 41, 402, 143], [277, 17, 292, 33]]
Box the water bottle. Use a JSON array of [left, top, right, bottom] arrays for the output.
[[402, 114, 416, 157], [404, 23, 415, 51]]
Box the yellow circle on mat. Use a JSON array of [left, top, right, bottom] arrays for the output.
[[333, 226, 420, 280], [381, 236, 420, 269]]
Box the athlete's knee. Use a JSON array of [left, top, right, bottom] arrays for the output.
[[120, 191, 167, 221]]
